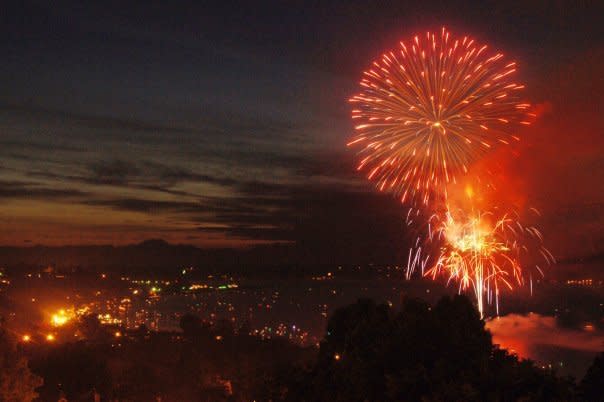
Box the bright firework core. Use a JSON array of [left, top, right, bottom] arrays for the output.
[[423, 208, 550, 318], [444, 215, 500, 253]]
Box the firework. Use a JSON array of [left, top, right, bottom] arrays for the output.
[[348, 28, 533, 206], [416, 207, 553, 317]]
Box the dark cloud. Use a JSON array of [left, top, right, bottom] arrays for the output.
[[0, 180, 85, 200], [487, 313, 604, 355], [193, 182, 413, 263], [88, 159, 141, 185], [0, 98, 309, 149], [486, 313, 604, 377], [26, 157, 242, 196], [196, 225, 293, 242], [82, 198, 201, 214], [0, 103, 200, 137], [138, 160, 240, 187]]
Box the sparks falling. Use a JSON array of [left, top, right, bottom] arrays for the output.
[[415, 208, 553, 318], [348, 27, 534, 206]]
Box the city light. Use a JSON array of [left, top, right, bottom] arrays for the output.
[[51, 309, 74, 327]]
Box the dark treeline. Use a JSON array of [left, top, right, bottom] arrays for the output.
[[1, 295, 603, 401], [1, 239, 598, 282]]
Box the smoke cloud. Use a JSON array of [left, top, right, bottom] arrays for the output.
[[486, 313, 604, 358]]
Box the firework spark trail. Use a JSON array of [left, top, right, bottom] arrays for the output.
[[413, 207, 553, 317], [348, 27, 534, 206]]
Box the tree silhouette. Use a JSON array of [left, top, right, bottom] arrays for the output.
[[179, 313, 203, 336], [78, 313, 109, 342], [275, 295, 574, 401], [30, 342, 111, 401], [580, 352, 604, 401], [0, 328, 43, 402]]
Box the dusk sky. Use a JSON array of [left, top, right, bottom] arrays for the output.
[[1, 1, 603, 260]]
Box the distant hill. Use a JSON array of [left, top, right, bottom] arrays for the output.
[[0, 237, 410, 276], [6, 239, 597, 279], [0, 239, 300, 275]]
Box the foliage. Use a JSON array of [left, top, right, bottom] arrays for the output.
[[269, 295, 576, 402], [580, 352, 604, 401], [0, 328, 43, 402], [10, 296, 589, 401]]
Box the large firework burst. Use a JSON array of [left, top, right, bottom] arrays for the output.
[[348, 28, 533, 206]]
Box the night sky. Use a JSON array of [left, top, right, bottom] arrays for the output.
[[1, 1, 603, 261]]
